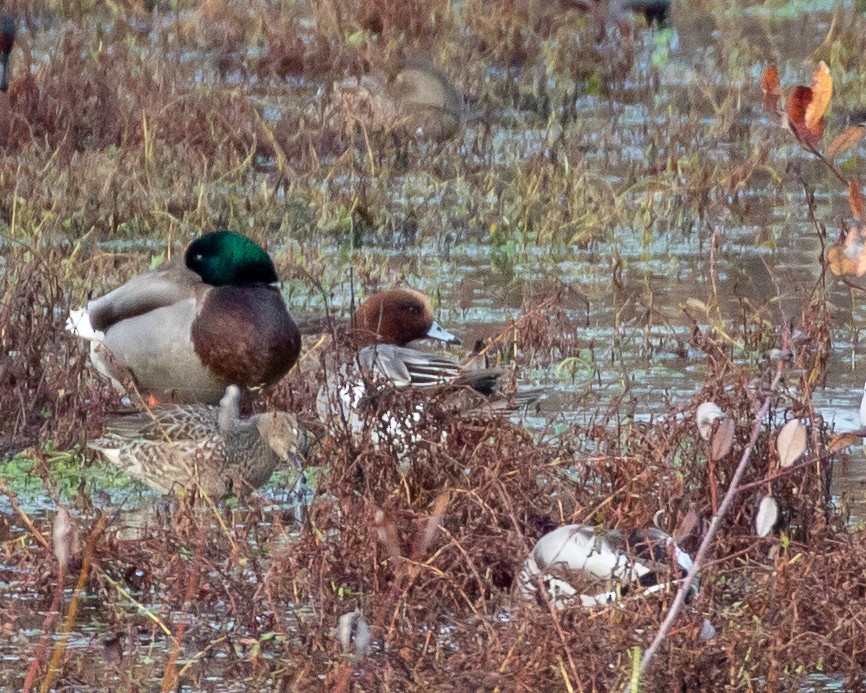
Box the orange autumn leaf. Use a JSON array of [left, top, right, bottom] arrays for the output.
[[827, 124, 866, 158], [827, 432, 861, 452], [760, 65, 781, 114], [786, 85, 818, 146], [827, 244, 847, 276], [827, 226, 866, 277], [785, 63, 832, 148], [849, 180, 865, 219], [786, 86, 811, 126], [805, 61, 832, 133]]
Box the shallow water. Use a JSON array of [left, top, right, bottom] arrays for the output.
[[3, 2, 866, 690]]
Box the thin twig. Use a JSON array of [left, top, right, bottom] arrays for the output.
[[626, 361, 784, 690]]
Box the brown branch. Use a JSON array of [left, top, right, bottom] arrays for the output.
[[627, 361, 784, 689], [39, 512, 108, 693], [161, 522, 206, 692]]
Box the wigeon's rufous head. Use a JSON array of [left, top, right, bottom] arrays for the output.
[[351, 289, 460, 347]]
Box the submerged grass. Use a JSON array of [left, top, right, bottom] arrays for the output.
[[3, 0, 866, 690]]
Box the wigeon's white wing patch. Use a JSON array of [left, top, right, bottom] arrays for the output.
[[516, 524, 696, 610], [66, 308, 105, 342]]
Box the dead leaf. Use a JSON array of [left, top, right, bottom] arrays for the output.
[[827, 244, 846, 276], [711, 417, 735, 459], [786, 63, 831, 148], [827, 124, 866, 158], [672, 504, 699, 542], [53, 505, 73, 571], [755, 495, 779, 538], [787, 85, 819, 147], [777, 420, 807, 468], [696, 402, 724, 441], [849, 180, 865, 220], [827, 432, 860, 452], [685, 298, 709, 314], [805, 62, 832, 134], [760, 65, 781, 115], [827, 226, 866, 277]]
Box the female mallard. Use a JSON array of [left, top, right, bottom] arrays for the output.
[[516, 524, 697, 609], [68, 230, 301, 404], [88, 385, 308, 497], [328, 62, 464, 141]]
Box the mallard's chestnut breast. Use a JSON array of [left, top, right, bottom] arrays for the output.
[[191, 285, 300, 388]]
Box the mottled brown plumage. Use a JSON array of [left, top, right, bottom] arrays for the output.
[[328, 63, 464, 141], [89, 386, 308, 497]]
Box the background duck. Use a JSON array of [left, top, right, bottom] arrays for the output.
[[0, 14, 14, 92], [326, 61, 464, 142], [516, 524, 697, 609], [67, 230, 301, 404], [89, 385, 308, 497]]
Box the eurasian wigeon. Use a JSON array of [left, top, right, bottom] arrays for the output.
[[315, 288, 544, 444], [516, 524, 697, 609]]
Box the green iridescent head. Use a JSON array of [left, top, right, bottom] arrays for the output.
[[185, 230, 279, 286]]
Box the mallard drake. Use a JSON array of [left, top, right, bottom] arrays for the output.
[[67, 230, 301, 404], [0, 15, 15, 92], [516, 524, 697, 609], [88, 385, 308, 497]]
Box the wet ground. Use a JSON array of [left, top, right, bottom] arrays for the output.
[[4, 0, 866, 690]]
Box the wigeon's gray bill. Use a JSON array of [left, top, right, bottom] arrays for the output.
[[426, 321, 460, 345]]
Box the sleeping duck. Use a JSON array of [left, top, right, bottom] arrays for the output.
[[516, 524, 697, 609], [89, 385, 308, 497]]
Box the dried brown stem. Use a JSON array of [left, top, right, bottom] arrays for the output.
[[630, 361, 785, 688]]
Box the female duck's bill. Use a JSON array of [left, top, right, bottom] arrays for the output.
[[0, 15, 15, 92], [66, 230, 301, 405], [516, 524, 697, 609]]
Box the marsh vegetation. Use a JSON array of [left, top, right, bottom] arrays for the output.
[[3, 0, 866, 690]]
